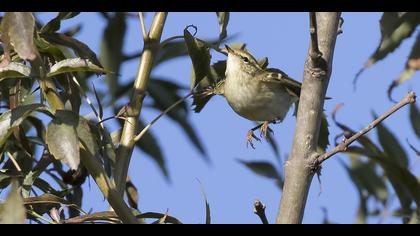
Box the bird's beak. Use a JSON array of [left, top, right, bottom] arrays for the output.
[[225, 44, 234, 53]]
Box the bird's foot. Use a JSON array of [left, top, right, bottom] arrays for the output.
[[260, 121, 274, 138], [246, 130, 261, 149]]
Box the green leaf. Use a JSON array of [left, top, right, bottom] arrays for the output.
[[40, 32, 103, 68], [76, 117, 100, 158], [216, 12, 230, 41], [184, 28, 212, 90], [47, 58, 107, 77], [99, 12, 126, 102], [355, 12, 420, 81], [147, 78, 207, 160], [0, 180, 26, 224], [0, 103, 44, 147], [237, 160, 281, 180], [46, 110, 80, 170], [0, 62, 31, 80], [191, 60, 226, 113], [125, 178, 138, 209], [135, 120, 169, 179], [154, 40, 189, 67], [1, 12, 38, 61], [340, 156, 388, 204], [237, 160, 283, 188], [40, 12, 80, 33], [346, 146, 419, 221], [22, 171, 40, 198], [374, 113, 409, 168], [410, 103, 420, 138], [389, 31, 420, 100], [318, 113, 330, 153], [196, 180, 211, 224]]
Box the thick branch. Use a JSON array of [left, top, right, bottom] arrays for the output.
[[276, 12, 341, 224], [114, 12, 168, 195], [316, 91, 416, 165]]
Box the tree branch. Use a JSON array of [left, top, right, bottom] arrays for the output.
[[253, 200, 269, 224], [114, 12, 168, 195], [276, 12, 341, 224], [315, 91, 416, 165]]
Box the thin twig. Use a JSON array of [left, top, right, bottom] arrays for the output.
[[133, 92, 192, 142], [139, 12, 149, 42], [316, 91, 417, 165], [253, 200, 269, 224]]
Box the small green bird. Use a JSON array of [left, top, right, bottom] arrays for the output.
[[199, 45, 301, 148]]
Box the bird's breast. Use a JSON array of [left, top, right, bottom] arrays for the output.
[[224, 75, 295, 122]]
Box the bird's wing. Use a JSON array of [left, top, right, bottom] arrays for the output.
[[256, 68, 301, 97]]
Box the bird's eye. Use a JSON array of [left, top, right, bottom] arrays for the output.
[[241, 56, 250, 63]]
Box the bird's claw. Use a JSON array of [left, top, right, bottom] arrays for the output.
[[246, 130, 261, 149]]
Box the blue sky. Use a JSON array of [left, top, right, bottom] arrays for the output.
[[33, 12, 419, 224]]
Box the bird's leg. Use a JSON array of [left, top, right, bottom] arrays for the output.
[[246, 124, 263, 149]]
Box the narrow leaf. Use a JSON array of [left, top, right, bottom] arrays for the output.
[[76, 117, 100, 158], [410, 103, 420, 138], [125, 178, 138, 209], [148, 78, 207, 160], [237, 160, 283, 188], [216, 12, 230, 41], [47, 58, 107, 77], [135, 120, 169, 179], [355, 12, 420, 82], [318, 113, 330, 152], [197, 179, 211, 224], [0, 62, 31, 80], [340, 156, 388, 204], [374, 113, 409, 168], [40, 32, 103, 68], [40, 12, 80, 33], [99, 12, 126, 102], [389, 31, 420, 100], [184, 28, 212, 90]]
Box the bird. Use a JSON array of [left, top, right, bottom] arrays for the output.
[[197, 44, 301, 148]]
